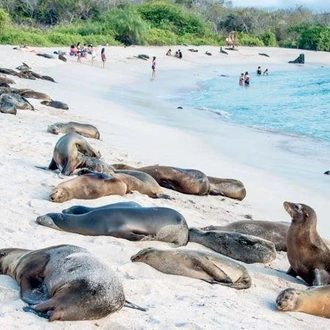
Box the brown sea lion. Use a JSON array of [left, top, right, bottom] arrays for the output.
[[201, 220, 289, 251], [189, 228, 276, 264], [111, 164, 210, 195], [13, 88, 51, 100], [207, 176, 246, 200], [276, 286, 330, 318], [0, 244, 126, 321], [50, 172, 127, 203], [41, 100, 68, 110], [114, 169, 170, 199], [47, 121, 100, 139], [0, 76, 15, 85], [37, 207, 189, 246], [131, 248, 251, 289], [284, 201, 330, 286], [46, 132, 101, 175]]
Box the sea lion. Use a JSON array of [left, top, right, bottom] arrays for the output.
[[37, 207, 189, 246], [207, 176, 246, 201], [276, 286, 330, 318], [41, 100, 69, 110], [62, 201, 142, 215], [77, 158, 115, 176], [13, 88, 51, 100], [324, 170, 330, 175], [201, 220, 289, 251], [50, 172, 127, 203], [47, 121, 100, 139], [0, 101, 17, 115], [111, 164, 210, 195], [284, 201, 330, 286], [114, 169, 170, 199], [0, 244, 126, 321], [189, 228, 276, 264], [131, 248, 251, 290], [0, 76, 15, 85], [0, 93, 34, 110], [47, 132, 101, 175]]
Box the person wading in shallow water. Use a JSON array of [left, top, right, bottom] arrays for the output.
[[151, 56, 156, 80]]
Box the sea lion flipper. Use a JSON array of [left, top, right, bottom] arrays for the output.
[[23, 305, 50, 319], [48, 158, 58, 171], [286, 266, 298, 277], [312, 268, 330, 286], [124, 300, 147, 312]]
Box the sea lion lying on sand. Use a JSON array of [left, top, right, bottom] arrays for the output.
[[112, 164, 210, 195], [0, 244, 143, 321], [207, 176, 246, 200], [189, 228, 276, 264], [50, 172, 127, 203], [41, 100, 69, 110], [131, 248, 251, 289], [47, 121, 100, 139], [37, 207, 189, 246]]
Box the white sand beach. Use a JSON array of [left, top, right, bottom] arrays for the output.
[[0, 44, 330, 329]]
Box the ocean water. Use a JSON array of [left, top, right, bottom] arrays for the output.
[[176, 66, 330, 152]]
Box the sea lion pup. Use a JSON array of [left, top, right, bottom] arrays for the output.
[[0, 244, 128, 321], [189, 228, 276, 264], [111, 164, 210, 195], [37, 207, 189, 246], [131, 248, 251, 290], [41, 100, 69, 110], [0, 93, 34, 110], [62, 201, 142, 215], [114, 169, 170, 199], [276, 286, 330, 318], [207, 176, 246, 201], [47, 132, 101, 175], [324, 170, 330, 175], [50, 172, 127, 203], [284, 201, 330, 286], [201, 220, 289, 251], [47, 121, 100, 139]]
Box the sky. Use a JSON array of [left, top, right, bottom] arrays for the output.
[[231, 0, 330, 12]]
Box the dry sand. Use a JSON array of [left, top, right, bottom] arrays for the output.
[[0, 44, 329, 329]]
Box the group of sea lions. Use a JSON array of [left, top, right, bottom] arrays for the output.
[[2, 62, 330, 324], [0, 63, 68, 115]]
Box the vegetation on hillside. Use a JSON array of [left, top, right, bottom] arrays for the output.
[[0, 0, 329, 50]]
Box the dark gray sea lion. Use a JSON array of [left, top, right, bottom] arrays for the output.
[[41, 100, 69, 110], [189, 228, 276, 264], [114, 169, 170, 199], [0, 244, 126, 321], [0, 93, 34, 110], [0, 101, 17, 115], [50, 172, 127, 203], [37, 207, 189, 246], [62, 201, 142, 215], [324, 170, 330, 175], [201, 220, 289, 251], [276, 286, 330, 318], [131, 248, 251, 289], [47, 121, 100, 139], [36, 53, 55, 59], [47, 132, 101, 175], [58, 54, 67, 62], [111, 164, 210, 195], [284, 201, 330, 286], [207, 176, 246, 200]]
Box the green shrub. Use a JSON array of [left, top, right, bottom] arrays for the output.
[[0, 29, 50, 46], [146, 28, 177, 45], [0, 8, 11, 29], [260, 32, 277, 47], [239, 34, 264, 46]]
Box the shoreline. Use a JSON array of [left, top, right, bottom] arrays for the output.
[[0, 45, 329, 329]]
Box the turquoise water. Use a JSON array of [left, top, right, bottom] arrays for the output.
[[176, 66, 330, 147]]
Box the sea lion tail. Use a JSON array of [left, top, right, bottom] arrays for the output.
[[124, 300, 147, 312]]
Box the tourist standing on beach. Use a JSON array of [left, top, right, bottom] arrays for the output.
[[101, 48, 106, 68], [151, 56, 156, 80]]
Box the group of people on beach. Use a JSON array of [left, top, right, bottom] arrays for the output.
[[69, 43, 107, 68], [166, 48, 183, 59], [239, 66, 269, 86]]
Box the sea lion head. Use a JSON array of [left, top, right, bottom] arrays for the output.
[[50, 187, 70, 203], [276, 288, 300, 311], [0, 248, 29, 275], [130, 248, 156, 263], [36, 214, 63, 231], [283, 202, 316, 225], [47, 123, 62, 135]]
